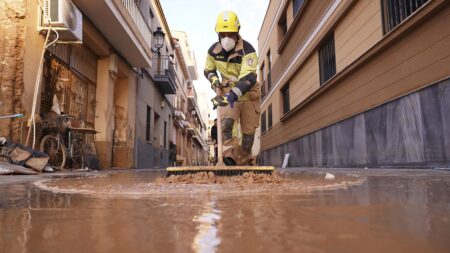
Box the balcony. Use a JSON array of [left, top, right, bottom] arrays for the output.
[[180, 120, 190, 128], [187, 86, 197, 103], [73, 0, 153, 67], [192, 135, 204, 146], [174, 110, 186, 121], [152, 55, 177, 94]]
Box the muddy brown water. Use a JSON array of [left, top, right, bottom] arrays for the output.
[[1, 169, 450, 253]]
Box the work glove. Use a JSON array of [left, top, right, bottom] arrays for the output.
[[226, 91, 238, 108], [211, 95, 228, 110], [211, 79, 220, 90]]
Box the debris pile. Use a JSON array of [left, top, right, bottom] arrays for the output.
[[0, 137, 51, 175], [157, 171, 286, 184]]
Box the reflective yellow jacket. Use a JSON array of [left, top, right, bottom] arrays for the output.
[[204, 36, 258, 101]]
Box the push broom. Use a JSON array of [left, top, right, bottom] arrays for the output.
[[166, 92, 274, 176]]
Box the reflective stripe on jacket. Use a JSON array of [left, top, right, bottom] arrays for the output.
[[204, 36, 258, 101]]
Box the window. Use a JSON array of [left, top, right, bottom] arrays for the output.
[[155, 112, 161, 145], [261, 111, 267, 133], [164, 121, 167, 149], [278, 12, 288, 37], [267, 50, 272, 91], [319, 34, 336, 85], [382, 0, 429, 33], [260, 62, 266, 99], [148, 7, 154, 28], [281, 84, 290, 114], [268, 104, 273, 129], [149, 8, 154, 18], [293, 0, 305, 16], [146, 106, 152, 142]]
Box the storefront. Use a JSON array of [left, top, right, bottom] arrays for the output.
[[40, 44, 98, 128]]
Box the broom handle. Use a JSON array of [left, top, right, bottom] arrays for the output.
[[216, 90, 225, 166]]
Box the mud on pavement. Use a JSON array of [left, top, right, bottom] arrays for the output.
[[33, 171, 365, 198]]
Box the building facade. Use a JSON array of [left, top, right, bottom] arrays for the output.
[[0, 0, 206, 169], [171, 30, 208, 166], [258, 0, 450, 168]]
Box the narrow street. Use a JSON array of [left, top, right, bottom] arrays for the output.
[[1, 168, 450, 253], [2, 0, 450, 252]]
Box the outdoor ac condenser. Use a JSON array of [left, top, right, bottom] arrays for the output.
[[41, 0, 83, 42]]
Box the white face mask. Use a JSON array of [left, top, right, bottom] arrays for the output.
[[220, 37, 236, 52]]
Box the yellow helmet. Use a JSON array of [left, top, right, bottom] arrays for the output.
[[215, 11, 240, 33]]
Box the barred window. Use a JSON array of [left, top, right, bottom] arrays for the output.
[[260, 63, 266, 99], [279, 12, 288, 37], [293, 0, 305, 17], [268, 104, 273, 129], [267, 50, 272, 92], [281, 84, 290, 115], [382, 0, 430, 33], [319, 34, 336, 85], [261, 111, 267, 133]]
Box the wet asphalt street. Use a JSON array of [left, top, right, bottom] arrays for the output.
[[0, 168, 450, 253]]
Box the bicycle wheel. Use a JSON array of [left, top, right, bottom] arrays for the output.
[[40, 135, 67, 170]]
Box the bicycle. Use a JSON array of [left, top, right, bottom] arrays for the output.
[[39, 114, 97, 170]]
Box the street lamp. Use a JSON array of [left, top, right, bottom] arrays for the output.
[[153, 27, 165, 54]]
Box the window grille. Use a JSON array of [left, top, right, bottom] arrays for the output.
[[268, 104, 273, 129], [281, 84, 290, 114], [319, 34, 336, 85], [382, 0, 430, 33], [261, 111, 267, 133]]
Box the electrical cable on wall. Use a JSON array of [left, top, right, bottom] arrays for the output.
[[26, 0, 60, 149]]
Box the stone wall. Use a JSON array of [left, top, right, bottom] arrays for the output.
[[260, 77, 450, 169], [0, 0, 27, 141]]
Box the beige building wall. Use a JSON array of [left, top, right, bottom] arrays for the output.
[[258, 0, 450, 152], [0, 0, 43, 141], [258, 0, 378, 137], [289, 54, 319, 111], [335, 0, 383, 72], [95, 56, 116, 168], [22, 0, 46, 118]]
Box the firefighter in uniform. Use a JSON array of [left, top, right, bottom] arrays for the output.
[[204, 11, 260, 166]]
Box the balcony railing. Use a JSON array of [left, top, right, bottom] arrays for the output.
[[174, 110, 186, 121], [121, 0, 153, 48], [187, 86, 197, 102], [152, 55, 177, 94]]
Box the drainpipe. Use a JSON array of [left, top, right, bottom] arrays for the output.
[[133, 68, 141, 169]]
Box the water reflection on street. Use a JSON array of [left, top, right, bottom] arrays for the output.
[[1, 169, 450, 253]]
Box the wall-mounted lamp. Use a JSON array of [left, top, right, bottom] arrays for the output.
[[153, 27, 165, 54]]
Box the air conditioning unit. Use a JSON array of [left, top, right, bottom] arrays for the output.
[[41, 0, 83, 42]]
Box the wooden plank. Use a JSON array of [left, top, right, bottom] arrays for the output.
[[9, 146, 31, 163], [25, 157, 50, 172]]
